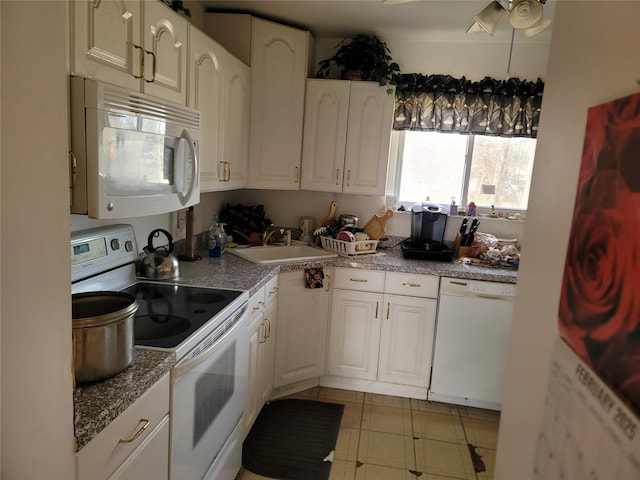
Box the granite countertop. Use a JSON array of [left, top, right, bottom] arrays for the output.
[[73, 241, 516, 450], [73, 348, 175, 451], [179, 243, 518, 292]]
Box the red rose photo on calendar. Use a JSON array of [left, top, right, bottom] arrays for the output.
[[558, 91, 640, 417]]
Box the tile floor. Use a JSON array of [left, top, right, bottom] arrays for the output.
[[237, 387, 501, 480]]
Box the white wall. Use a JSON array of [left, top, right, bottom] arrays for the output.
[[495, 2, 640, 478], [1, 1, 75, 478]]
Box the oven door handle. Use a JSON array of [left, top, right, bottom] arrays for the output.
[[172, 305, 246, 381]]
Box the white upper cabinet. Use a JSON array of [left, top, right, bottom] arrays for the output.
[[204, 14, 314, 190], [247, 18, 312, 190], [188, 26, 249, 192], [300, 80, 350, 193], [142, 0, 188, 105], [301, 79, 395, 195], [221, 52, 250, 190], [70, 0, 142, 91], [188, 26, 225, 191], [344, 82, 395, 195], [71, 0, 187, 105]]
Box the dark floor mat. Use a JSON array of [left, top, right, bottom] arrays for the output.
[[242, 398, 344, 480]]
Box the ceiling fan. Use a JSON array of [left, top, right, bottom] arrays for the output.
[[381, 0, 551, 38], [467, 0, 551, 37]]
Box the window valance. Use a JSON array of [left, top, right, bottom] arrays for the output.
[[393, 74, 544, 138]]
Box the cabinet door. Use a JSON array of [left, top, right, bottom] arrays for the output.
[[142, 0, 188, 105], [274, 270, 331, 387], [244, 302, 263, 436], [70, 0, 142, 90], [328, 289, 382, 380], [188, 26, 225, 192], [247, 17, 309, 189], [300, 79, 350, 192], [258, 300, 277, 405], [221, 52, 250, 190], [378, 294, 437, 387], [343, 82, 395, 195]]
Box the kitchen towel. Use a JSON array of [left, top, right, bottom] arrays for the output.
[[242, 398, 344, 480], [304, 267, 324, 288]]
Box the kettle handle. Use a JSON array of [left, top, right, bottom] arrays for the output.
[[146, 229, 174, 255]]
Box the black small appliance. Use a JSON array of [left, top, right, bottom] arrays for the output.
[[402, 202, 453, 261]]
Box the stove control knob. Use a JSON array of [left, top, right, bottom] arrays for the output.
[[110, 239, 121, 251], [125, 240, 134, 252]]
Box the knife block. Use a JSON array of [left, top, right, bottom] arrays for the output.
[[454, 232, 472, 258]]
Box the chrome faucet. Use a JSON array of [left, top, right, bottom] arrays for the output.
[[262, 224, 291, 246]]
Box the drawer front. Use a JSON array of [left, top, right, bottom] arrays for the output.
[[248, 286, 266, 318], [265, 275, 279, 305], [333, 267, 385, 293], [384, 272, 439, 298], [76, 374, 170, 480]]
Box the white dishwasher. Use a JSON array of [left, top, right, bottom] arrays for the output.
[[428, 277, 516, 411]]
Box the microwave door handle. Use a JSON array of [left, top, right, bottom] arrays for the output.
[[178, 129, 198, 205]]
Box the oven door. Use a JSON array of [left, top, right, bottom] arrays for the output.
[[170, 305, 248, 480]]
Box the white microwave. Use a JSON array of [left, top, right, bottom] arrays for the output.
[[69, 76, 200, 219]]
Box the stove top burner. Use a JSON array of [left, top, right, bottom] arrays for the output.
[[135, 314, 191, 340], [120, 282, 243, 349], [184, 292, 227, 304], [135, 284, 179, 301]]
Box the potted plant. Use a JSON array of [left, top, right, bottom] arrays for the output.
[[316, 34, 401, 95]]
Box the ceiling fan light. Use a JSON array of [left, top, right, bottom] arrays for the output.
[[520, 15, 551, 37], [465, 22, 486, 34], [472, 1, 506, 36], [509, 0, 544, 29]]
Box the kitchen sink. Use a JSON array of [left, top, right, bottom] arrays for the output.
[[228, 243, 338, 264]]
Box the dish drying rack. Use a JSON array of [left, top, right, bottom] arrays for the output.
[[320, 236, 379, 256]]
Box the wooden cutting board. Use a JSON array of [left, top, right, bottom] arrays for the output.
[[363, 210, 394, 240]]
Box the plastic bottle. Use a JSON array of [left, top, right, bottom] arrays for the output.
[[208, 217, 227, 258], [467, 201, 476, 217], [449, 197, 458, 216]]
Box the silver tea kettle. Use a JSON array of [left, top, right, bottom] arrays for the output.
[[139, 229, 180, 279]]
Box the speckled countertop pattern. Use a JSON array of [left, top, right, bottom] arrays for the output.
[[73, 348, 175, 451], [180, 243, 517, 289], [73, 241, 516, 451]]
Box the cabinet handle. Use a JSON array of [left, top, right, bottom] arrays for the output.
[[401, 282, 421, 288], [375, 301, 379, 319], [347, 169, 351, 187], [386, 302, 390, 320], [295, 166, 299, 183], [144, 49, 156, 83], [259, 322, 267, 343], [225, 162, 231, 181], [69, 152, 77, 187], [325, 274, 331, 292], [265, 319, 271, 339], [252, 301, 264, 312], [268, 287, 278, 297], [349, 278, 368, 283], [118, 418, 150, 444], [335, 169, 340, 186], [132, 44, 145, 79]]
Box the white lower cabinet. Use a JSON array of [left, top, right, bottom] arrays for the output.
[[273, 269, 331, 388], [326, 268, 438, 395], [244, 275, 278, 435], [76, 374, 170, 480]]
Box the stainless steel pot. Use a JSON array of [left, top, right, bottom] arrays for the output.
[[140, 228, 180, 279], [338, 214, 358, 228], [72, 292, 138, 384]]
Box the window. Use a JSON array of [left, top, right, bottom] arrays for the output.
[[388, 131, 536, 214]]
